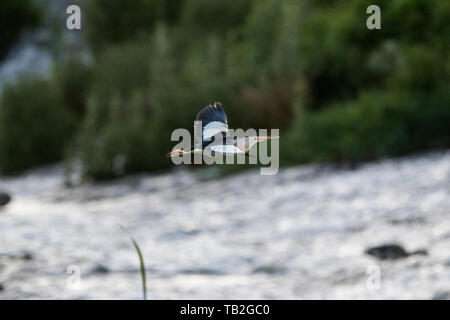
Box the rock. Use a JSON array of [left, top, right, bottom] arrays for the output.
[[388, 216, 426, 225], [5, 251, 33, 260], [90, 264, 110, 274], [432, 290, 450, 300], [252, 264, 286, 275], [365, 244, 410, 260], [410, 249, 428, 256], [0, 283, 4, 291], [0, 193, 11, 207], [21, 252, 34, 261], [179, 268, 224, 275], [365, 244, 428, 260]]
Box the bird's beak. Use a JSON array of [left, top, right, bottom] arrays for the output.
[[256, 136, 280, 142]]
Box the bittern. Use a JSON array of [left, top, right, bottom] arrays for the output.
[[167, 102, 279, 158]]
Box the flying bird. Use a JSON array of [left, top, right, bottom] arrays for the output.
[[167, 102, 279, 158]]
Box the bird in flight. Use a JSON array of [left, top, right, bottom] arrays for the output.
[[167, 102, 279, 158]]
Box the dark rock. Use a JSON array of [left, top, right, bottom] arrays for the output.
[[252, 264, 286, 275], [432, 290, 450, 300], [0, 283, 4, 291], [388, 216, 427, 225], [0, 193, 11, 207], [179, 268, 224, 275], [410, 249, 428, 256], [6, 251, 34, 260], [21, 252, 34, 261], [90, 264, 110, 274], [365, 244, 428, 260], [365, 244, 410, 260]]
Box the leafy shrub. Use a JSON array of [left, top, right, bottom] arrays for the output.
[[77, 28, 191, 179], [84, 0, 183, 53], [180, 0, 252, 35], [0, 78, 74, 174], [52, 57, 93, 118], [388, 45, 449, 92], [89, 41, 151, 103], [287, 89, 450, 164], [71, 0, 450, 179], [78, 93, 155, 179]]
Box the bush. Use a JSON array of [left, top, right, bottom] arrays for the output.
[[89, 41, 151, 103], [293, 0, 449, 109], [77, 29, 189, 179], [84, 0, 183, 54], [52, 57, 93, 118], [180, 0, 252, 35], [0, 0, 42, 60], [0, 78, 75, 174], [287, 89, 450, 164], [71, 0, 450, 179], [78, 93, 155, 180]]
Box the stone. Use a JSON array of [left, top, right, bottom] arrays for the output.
[[365, 244, 410, 260], [0, 193, 11, 207]]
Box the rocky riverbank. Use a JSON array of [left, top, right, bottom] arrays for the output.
[[0, 151, 449, 299]]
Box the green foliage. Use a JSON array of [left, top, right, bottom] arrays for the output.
[[0, 78, 74, 174], [292, 0, 450, 109], [5, 0, 450, 178], [78, 30, 191, 179], [79, 92, 155, 180], [52, 57, 93, 118], [0, 0, 42, 60], [120, 225, 147, 300], [180, 0, 252, 35], [76, 0, 450, 179], [84, 0, 184, 53], [287, 89, 450, 164], [90, 41, 151, 103]]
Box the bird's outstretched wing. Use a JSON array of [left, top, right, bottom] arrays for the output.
[[196, 101, 228, 127], [194, 102, 229, 148]]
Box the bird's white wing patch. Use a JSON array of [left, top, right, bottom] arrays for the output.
[[209, 144, 244, 155], [203, 121, 228, 141]]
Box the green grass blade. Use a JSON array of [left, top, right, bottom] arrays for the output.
[[120, 225, 147, 300]]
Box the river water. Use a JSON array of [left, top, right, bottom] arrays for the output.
[[0, 151, 449, 299]]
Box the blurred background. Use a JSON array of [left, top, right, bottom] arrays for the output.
[[0, 0, 449, 299]]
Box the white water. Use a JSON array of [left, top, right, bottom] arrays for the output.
[[0, 151, 449, 299]]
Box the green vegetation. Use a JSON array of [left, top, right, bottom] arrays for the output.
[[84, 0, 183, 54], [286, 89, 450, 164], [120, 225, 147, 300], [0, 0, 448, 178], [51, 57, 93, 119], [0, 78, 74, 174]]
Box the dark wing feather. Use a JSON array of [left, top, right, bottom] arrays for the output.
[[195, 102, 227, 128], [194, 102, 229, 149]]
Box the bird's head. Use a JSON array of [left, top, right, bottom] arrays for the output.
[[235, 135, 280, 152]]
